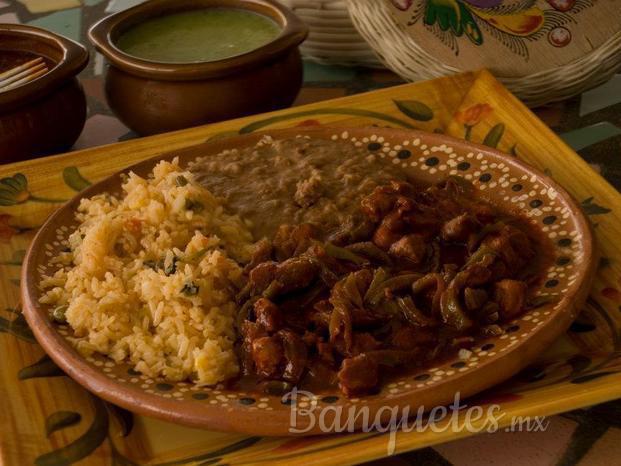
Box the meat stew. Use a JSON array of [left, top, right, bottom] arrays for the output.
[[234, 177, 552, 397]]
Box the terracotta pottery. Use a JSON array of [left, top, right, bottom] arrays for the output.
[[21, 127, 596, 436], [88, 0, 308, 136], [0, 25, 89, 163]]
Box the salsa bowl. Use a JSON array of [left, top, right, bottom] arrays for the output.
[[88, 0, 308, 136]]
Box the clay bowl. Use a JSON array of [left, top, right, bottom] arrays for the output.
[[22, 127, 595, 435], [88, 0, 308, 136], [0, 24, 89, 163]]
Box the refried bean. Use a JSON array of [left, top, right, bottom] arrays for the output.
[[189, 136, 407, 239]]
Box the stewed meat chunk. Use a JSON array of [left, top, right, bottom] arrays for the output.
[[273, 223, 317, 261], [254, 298, 282, 332], [251, 336, 283, 378], [494, 279, 527, 320], [441, 213, 479, 242], [389, 234, 428, 264], [338, 354, 379, 397], [248, 256, 320, 298]]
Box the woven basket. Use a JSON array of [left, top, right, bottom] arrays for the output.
[[279, 0, 383, 67], [346, 0, 621, 107]]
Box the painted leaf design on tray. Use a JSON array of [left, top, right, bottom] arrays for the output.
[[569, 321, 597, 333], [270, 437, 327, 455], [0, 173, 29, 205], [393, 99, 434, 121], [18, 355, 65, 380], [62, 167, 92, 192], [571, 371, 617, 384], [0, 249, 26, 266], [0, 173, 66, 205], [106, 404, 134, 437], [518, 364, 546, 383], [46, 411, 82, 437], [0, 312, 36, 343], [599, 257, 611, 269], [581, 197, 612, 215], [567, 354, 592, 376], [205, 130, 241, 142], [238, 108, 415, 134], [483, 123, 505, 148], [510, 143, 519, 156], [153, 437, 264, 465], [35, 397, 109, 466]]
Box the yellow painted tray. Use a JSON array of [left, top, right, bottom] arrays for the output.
[[2, 70, 621, 465]]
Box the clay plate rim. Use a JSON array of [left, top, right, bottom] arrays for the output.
[[21, 127, 596, 435]]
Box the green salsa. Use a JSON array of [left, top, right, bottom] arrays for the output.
[[116, 8, 281, 63]]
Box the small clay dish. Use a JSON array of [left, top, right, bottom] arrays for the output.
[[22, 127, 596, 436], [88, 0, 308, 136], [0, 24, 89, 163]]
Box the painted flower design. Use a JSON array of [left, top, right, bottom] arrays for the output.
[[0, 173, 65, 205], [456, 103, 493, 126], [0, 214, 18, 242], [455, 103, 493, 140]]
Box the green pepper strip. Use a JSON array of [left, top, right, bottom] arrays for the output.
[[463, 245, 497, 270], [439, 272, 473, 331], [346, 242, 392, 265], [363, 268, 389, 303], [236, 297, 258, 330], [324, 242, 368, 265], [468, 221, 505, 252], [396, 296, 434, 327], [329, 303, 353, 351], [367, 273, 423, 307], [52, 305, 68, 324], [262, 280, 282, 300]]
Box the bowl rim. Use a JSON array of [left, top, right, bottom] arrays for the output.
[[0, 24, 89, 110], [88, 0, 308, 81], [21, 127, 596, 435]]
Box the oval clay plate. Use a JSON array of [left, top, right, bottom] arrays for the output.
[[22, 127, 596, 436]]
